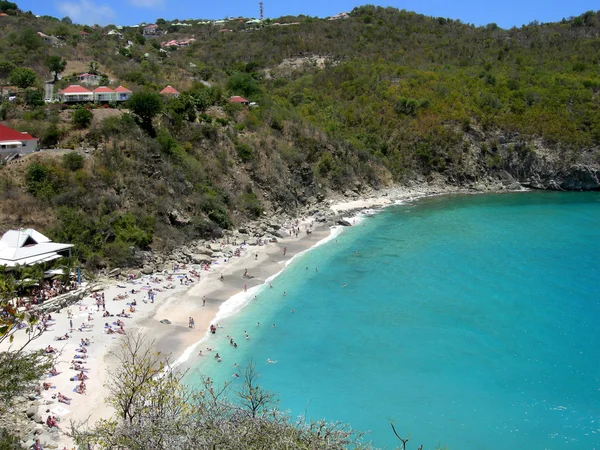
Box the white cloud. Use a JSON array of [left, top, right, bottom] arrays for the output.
[[128, 0, 165, 8], [56, 0, 116, 25]]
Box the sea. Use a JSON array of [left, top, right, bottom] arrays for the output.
[[182, 191, 600, 450]]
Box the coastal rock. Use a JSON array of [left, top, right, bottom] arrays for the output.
[[337, 219, 352, 227], [168, 209, 190, 226], [190, 254, 211, 264], [199, 247, 213, 256], [272, 230, 287, 239], [129, 269, 141, 279], [559, 165, 600, 190], [25, 407, 37, 418], [108, 268, 121, 277], [31, 414, 43, 424], [142, 265, 154, 275], [208, 243, 221, 252]]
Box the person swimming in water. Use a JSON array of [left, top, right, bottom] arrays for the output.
[[267, 359, 277, 364]]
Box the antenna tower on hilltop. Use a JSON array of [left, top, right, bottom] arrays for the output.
[[259, 1, 264, 20]]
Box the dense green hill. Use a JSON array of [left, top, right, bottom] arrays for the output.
[[0, 3, 599, 268]]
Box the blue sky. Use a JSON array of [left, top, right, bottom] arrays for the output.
[[15, 0, 599, 28]]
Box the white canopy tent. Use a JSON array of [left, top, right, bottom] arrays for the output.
[[0, 229, 73, 268]]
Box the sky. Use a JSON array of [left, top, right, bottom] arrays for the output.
[[14, 0, 599, 28]]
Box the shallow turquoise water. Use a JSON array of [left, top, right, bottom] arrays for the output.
[[185, 191, 600, 449]]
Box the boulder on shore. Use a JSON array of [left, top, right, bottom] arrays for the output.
[[191, 254, 212, 264], [337, 219, 352, 227]]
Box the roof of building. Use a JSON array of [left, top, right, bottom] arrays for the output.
[[59, 85, 93, 94], [0, 229, 73, 267], [160, 85, 180, 95], [78, 73, 98, 77], [144, 24, 158, 29], [0, 123, 36, 142], [229, 95, 249, 103], [94, 86, 114, 93], [114, 86, 132, 93]]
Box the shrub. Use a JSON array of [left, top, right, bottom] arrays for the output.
[[24, 89, 44, 108], [235, 141, 254, 162], [62, 152, 84, 171], [72, 106, 93, 128]]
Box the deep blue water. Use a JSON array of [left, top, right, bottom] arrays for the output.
[[185, 191, 600, 449]]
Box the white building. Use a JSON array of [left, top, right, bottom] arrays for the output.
[[0, 123, 38, 156], [0, 229, 73, 268]]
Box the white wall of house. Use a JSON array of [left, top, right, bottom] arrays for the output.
[[0, 139, 38, 155]]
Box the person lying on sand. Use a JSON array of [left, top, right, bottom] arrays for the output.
[[48, 367, 60, 376], [76, 381, 86, 395], [57, 392, 71, 405], [55, 333, 69, 341], [45, 345, 57, 354], [42, 381, 55, 390]]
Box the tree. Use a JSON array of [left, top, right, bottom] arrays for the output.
[[72, 106, 93, 129], [88, 61, 98, 75], [127, 91, 163, 135], [46, 55, 67, 82], [61, 16, 72, 24], [9, 67, 37, 89], [237, 360, 277, 418]]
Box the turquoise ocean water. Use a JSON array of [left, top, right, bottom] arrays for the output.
[[184, 191, 600, 449]]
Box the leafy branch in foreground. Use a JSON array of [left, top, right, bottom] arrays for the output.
[[71, 332, 371, 449]]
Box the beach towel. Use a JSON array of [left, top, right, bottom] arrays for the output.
[[51, 406, 70, 417]]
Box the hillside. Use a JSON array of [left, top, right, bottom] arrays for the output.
[[0, 3, 599, 268]]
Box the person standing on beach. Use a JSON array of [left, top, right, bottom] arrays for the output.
[[244, 283, 247, 292], [202, 296, 206, 306], [283, 246, 287, 256]]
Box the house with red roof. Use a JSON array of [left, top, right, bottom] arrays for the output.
[[0, 123, 38, 156], [94, 86, 115, 102], [114, 85, 132, 101], [229, 95, 249, 105], [143, 24, 162, 37], [160, 85, 180, 97], [57, 85, 94, 103]]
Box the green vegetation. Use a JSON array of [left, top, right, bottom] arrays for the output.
[[71, 106, 93, 128], [45, 55, 66, 82], [127, 91, 163, 135], [9, 67, 37, 88], [0, 4, 598, 270]]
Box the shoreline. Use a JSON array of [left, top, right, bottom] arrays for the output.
[[0, 182, 527, 448]]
